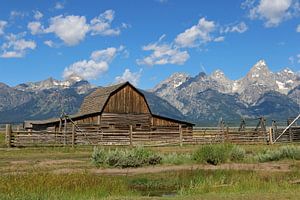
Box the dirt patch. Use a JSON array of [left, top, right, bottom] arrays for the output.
[[37, 159, 84, 167], [87, 162, 291, 176], [3, 159, 294, 175]]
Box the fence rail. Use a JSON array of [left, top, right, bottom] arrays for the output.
[[3, 124, 300, 148]]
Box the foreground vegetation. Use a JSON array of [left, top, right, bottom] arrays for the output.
[[1, 169, 300, 199], [1, 134, 300, 199]]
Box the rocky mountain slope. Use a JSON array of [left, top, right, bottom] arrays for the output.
[[152, 60, 299, 124]]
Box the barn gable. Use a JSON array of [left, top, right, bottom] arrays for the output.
[[80, 82, 151, 115]]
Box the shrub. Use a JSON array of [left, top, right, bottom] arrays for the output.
[[91, 147, 107, 167], [106, 148, 124, 167], [162, 153, 191, 165], [230, 146, 246, 161], [193, 144, 233, 165], [257, 145, 300, 162], [91, 146, 162, 168]]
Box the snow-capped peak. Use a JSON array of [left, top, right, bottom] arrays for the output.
[[14, 77, 90, 93], [211, 69, 226, 79]]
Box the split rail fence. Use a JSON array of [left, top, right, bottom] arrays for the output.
[[4, 124, 300, 148]]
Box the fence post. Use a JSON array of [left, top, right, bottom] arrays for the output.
[[288, 120, 293, 143], [129, 125, 133, 147], [72, 124, 75, 148], [5, 124, 12, 148], [179, 125, 183, 147], [268, 127, 273, 145], [225, 126, 229, 143], [64, 118, 67, 146]]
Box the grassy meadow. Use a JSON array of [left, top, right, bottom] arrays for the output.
[[1, 132, 300, 199]]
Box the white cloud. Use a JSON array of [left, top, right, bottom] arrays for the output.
[[1, 33, 36, 58], [45, 15, 89, 46], [63, 60, 108, 80], [137, 42, 190, 66], [115, 69, 142, 86], [10, 10, 27, 19], [221, 22, 248, 33], [90, 47, 118, 62], [297, 54, 300, 63], [55, 2, 64, 10], [27, 21, 43, 35], [44, 40, 54, 47], [297, 24, 300, 32], [244, 0, 299, 27], [175, 17, 216, 48], [0, 20, 7, 35], [27, 10, 124, 46], [214, 36, 225, 42], [33, 10, 43, 20], [63, 46, 122, 80], [90, 10, 120, 36]]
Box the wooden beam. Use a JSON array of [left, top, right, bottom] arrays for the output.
[[129, 125, 133, 147], [72, 124, 75, 148], [179, 125, 183, 147], [5, 124, 12, 148]]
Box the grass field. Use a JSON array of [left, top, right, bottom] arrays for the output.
[[1, 133, 300, 199]]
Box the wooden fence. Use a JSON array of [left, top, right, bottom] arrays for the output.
[[4, 124, 300, 148]]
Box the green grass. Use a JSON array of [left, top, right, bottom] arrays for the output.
[[0, 132, 5, 148], [1, 169, 300, 199]]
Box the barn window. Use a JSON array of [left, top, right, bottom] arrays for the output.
[[109, 123, 115, 129]]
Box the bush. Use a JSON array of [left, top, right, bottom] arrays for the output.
[[193, 144, 233, 165], [257, 145, 300, 162], [91, 147, 107, 167], [162, 153, 192, 165], [91, 146, 162, 168], [230, 146, 246, 161]]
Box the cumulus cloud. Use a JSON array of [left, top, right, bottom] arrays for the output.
[[175, 17, 216, 48], [137, 42, 190, 66], [0, 20, 7, 35], [1, 33, 36, 58], [27, 21, 44, 35], [90, 47, 118, 62], [63, 60, 109, 80], [27, 10, 124, 46], [45, 15, 89, 46], [297, 24, 300, 32], [221, 22, 248, 33], [243, 0, 300, 27], [90, 9, 120, 36], [63, 46, 123, 80], [115, 68, 142, 86], [33, 10, 43, 20]]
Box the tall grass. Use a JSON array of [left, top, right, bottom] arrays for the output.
[[0, 172, 133, 200], [256, 145, 300, 162], [1, 169, 300, 199]]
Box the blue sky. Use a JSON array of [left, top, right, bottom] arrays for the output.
[[0, 0, 299, 89]]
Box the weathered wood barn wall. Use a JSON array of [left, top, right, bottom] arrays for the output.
[[24, 82, 194, 144]]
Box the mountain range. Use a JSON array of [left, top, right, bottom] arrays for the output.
[[0, 60, 299, 125]]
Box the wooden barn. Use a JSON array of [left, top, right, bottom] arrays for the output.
[[24, 82, 193, 143]]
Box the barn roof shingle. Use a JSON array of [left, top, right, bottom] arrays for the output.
[[79, 82, 127, 115]]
